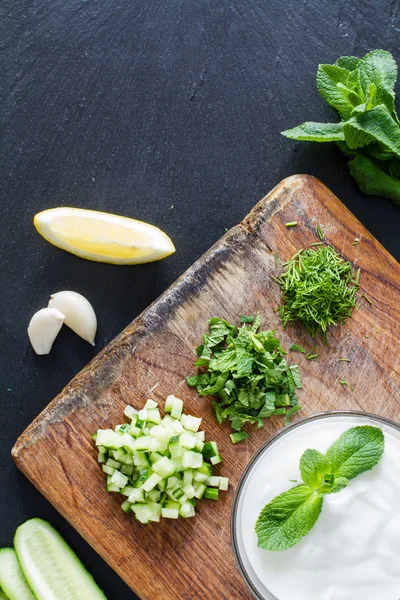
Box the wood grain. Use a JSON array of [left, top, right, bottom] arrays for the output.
[[12, 175, 400, 600]]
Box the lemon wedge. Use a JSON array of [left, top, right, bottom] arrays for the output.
[[34, 207, 176, 265]]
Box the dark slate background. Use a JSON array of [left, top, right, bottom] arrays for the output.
[[1, 1, 399, 598]]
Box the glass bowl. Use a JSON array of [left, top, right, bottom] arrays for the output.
[[230, 410, 400, 600]]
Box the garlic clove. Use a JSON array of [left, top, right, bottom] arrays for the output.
[[48, 291, 97, 345], [28, 308, 65, 355]]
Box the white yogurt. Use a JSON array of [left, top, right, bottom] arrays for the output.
[[233, 414, 400, 600]]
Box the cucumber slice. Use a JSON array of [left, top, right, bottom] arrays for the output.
[[0, 548, 35, 600], [0, 590, 9, 599], [14, 519, 107, 600]]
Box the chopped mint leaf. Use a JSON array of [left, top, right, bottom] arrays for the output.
[[240, 315, 255, 323], [187, 316, 302, 438], [255, 485, 323, 551], [289, 343, 306, 353]]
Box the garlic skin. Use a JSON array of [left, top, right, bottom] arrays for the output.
[[48, 291, 97, 345], [28, 308, 65, 355]]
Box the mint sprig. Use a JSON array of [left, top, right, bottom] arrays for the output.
[[256, 425, 384, 551], [282, 50, 400, 205]]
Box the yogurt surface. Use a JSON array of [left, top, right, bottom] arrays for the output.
[[234, 414, 400, 600]]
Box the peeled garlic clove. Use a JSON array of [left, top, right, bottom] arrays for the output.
[[28, 308, 65, 355], [48, 291, 97, 345]]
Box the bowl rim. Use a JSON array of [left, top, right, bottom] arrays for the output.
[[230, 409, 400, 600]]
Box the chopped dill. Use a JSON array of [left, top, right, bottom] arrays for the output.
[[278, 245, 360, 337]]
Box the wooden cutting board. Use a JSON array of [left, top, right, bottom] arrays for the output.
[[13, 175, 400, 600]]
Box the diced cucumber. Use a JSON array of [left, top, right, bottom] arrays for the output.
[[131, 503, 160, 524], [181, 414, 202, 432], [183, 485, 196, 499], [203, 441, 218, 459], [182, 450, 203, 469], [121, 499, 132, 513], [110, 471, 128, 489], [124, 405, 138, 420], [120, 464, 134, 476], [230, 431, 250, 444], [170, 420, 184, 435], [133, 452, 150, 468], [128, 488, 145, 503], [183, 470, 193, 487], [180, 432, 197, 450], [138, 408, 148, 421], [144, 399, 158, 409], [107, 483, 120, 492], [170, 397, 183, 419], [219, 477, 229, 491], [95, 396, 229, 523], [205, 487, 219, 500], [169, 436, 182, 458], [193, 471, 209, 483], [142, 473, 162, 492], [194, 482, 207, 499], [146, 489, 161, 503], [0, 548, 35, 600], [210, 454, 222, 466], [166, 476, 180, 489], [206, 476, 221, 487], [148, 438, 168, 453], [135, 436, 152, 451], [101, 465, 115, 476], [112, 449, 126, 462], [164, 395, 175, 413], [130, 425, 141, 437], [14, 519, 107, 599], [116, 423, 130, 434], [171, 487, 185, 500], [106, 458, 121, 469], [149, 451, 164, 464], [179, 502, 195, 518], [121, 485, 134, 497], [161, 508, 179, 519], [97, 452, 106, 463], [147, 408, 161, 424], [119, 452, 134, 465], [96, 429, 123, 449], [152, 457, 175, 479]]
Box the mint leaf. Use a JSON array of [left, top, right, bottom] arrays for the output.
[[299, 449, 331, 489], [282, 121, 345, 142], [344, 105, 400, 157], [256, 485, 323, 551], [349, 154, 400, 205], [326, 425, 384, 480], [359, 50, 397, 115], [335, 56, 362, 72], [316, 64, 362, 119]]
